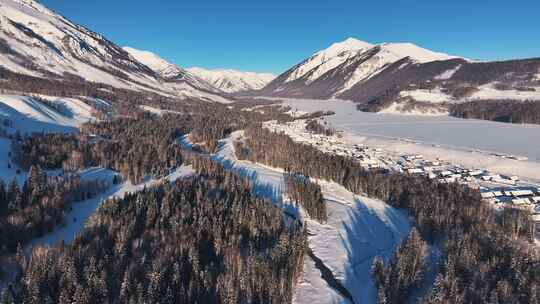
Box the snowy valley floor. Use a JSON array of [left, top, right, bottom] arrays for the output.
[[186, 132, 412, 304], [274, 97, 540, 182]]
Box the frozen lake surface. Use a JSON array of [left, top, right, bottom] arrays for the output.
[[281, 98, 540, 162]]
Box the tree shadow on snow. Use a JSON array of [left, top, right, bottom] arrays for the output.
[[337, 196, 411, 304]]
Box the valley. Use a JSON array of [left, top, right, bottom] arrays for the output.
[[0, 0, 539, 303], [279, 98, 540, 165]]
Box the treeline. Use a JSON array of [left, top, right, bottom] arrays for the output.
[[11, 113, 191, 184], [450, 100, 540, 125], [5, 159, 306, 304], [12, 102, 295, 182], [239, 124, 539, 303], [12, 133, 79, 170], [372, 228, 429, 303], [0, 166, 109, 255], [189, 114, 234, 154], [283, 172, 327, 223], [297, 110, 335, 120], [189, 102, 294, 154], [74, 112, 190, 183], [305, 119, 335, 136]]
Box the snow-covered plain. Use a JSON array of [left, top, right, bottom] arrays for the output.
[[189, 132, 412, 304], [139, 105, 183, 116], [0, 94, 102, 185], [272, 98, 540, 181]]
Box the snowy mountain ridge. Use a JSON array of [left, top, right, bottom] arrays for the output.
[[280, 38, 459, 86], [186, 67, 275, 93], [121, 46, 223, 94], [0, 0, 232, 103]]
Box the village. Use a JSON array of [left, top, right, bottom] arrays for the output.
[[265, 119, 540, 217]]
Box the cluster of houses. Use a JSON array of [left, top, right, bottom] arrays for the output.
[[265, 119, 540, 210], [480, 188, 540, 206]]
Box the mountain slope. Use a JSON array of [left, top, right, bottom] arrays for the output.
[[261, 37, 540, 115], [186, 67, 275, 93], [260, 38, 460, 100], [0, 94, 106, 133], [283, 38, 374, 85], [0, 0, 158, 89], [0, 0, 231, 103]]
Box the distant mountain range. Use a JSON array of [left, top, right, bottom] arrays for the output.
[[186, 67, 275, 93], [122, 47, 274, 93], [259, 38, 540, 115], [1, 0, 539, 115]]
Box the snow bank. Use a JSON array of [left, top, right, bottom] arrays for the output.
[[379, 102, 448, 116]]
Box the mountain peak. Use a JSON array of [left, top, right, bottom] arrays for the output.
[[317, 37, 374, 57]]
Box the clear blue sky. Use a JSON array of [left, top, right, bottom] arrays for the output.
[[42, 0, 540, 74]]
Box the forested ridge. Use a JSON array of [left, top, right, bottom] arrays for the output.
[[239, 124, 539, 303], [450, 100, 540, 125], [3, 155, 306, 304]]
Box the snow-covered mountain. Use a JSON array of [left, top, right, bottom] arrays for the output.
[[122, 47, 185, 79], [122, 46, 222, 94], [261, 37, 540, 115], [282, 38, 374, 85], [186, 67, 275, 93], [262, 38, 460, 98], [0, 0, 231, 103]]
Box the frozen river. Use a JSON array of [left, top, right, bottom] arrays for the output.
[[280, 98, 540, 162]]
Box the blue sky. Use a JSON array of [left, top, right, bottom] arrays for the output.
[[43, 0, 540, 74]]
